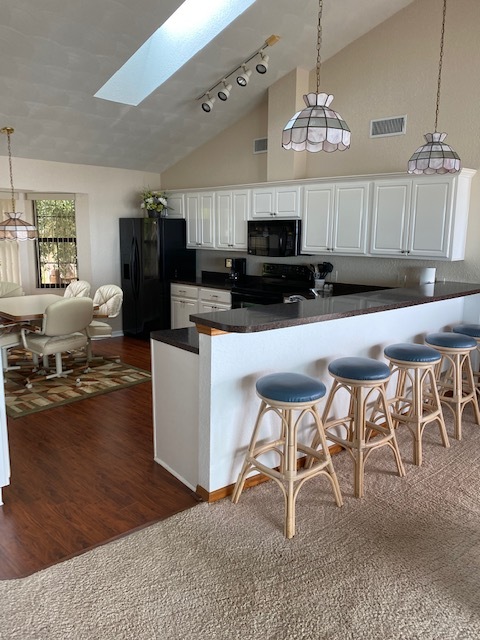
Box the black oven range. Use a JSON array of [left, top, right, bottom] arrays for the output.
[[231, 263, 314, 309]]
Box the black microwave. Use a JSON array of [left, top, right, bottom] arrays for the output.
[[247, 219, 301, 257]]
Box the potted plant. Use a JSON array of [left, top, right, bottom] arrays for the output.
[[140, 189, 169, 217]]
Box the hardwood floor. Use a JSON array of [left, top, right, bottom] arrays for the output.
[[0, 336, 201, 580]]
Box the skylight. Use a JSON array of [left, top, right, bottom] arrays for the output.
[[94, 0, 257, 106]]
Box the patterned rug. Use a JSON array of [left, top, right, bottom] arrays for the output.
[[4, 356, 151, 418]]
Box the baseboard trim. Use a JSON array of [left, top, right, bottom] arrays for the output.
[[196, 443, 344, 503]]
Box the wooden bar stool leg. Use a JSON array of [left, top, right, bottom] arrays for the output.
[[232, 400, 268, 504], [426, 367, 450, 450], [310, 406, 343, 507], [352, 386, 366, 499]]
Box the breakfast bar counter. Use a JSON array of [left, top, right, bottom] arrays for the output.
[[151, 282, 480, 500]]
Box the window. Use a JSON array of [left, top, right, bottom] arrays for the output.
[[34, 199, 78, 288]]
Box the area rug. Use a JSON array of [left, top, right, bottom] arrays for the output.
[[1, 410, 480, 639], [4, 357, 151, 418]]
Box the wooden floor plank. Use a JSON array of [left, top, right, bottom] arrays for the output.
[[0, 336, 200, 580]]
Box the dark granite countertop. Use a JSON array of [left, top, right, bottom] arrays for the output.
[[190, 281, 480, 334], [171, 270, 235, 291], [151, 281, 480, 352]]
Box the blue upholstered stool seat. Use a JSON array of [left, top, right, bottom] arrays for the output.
[[452, 324, 480, 339], [425, 332, 477, 350], [328, 356, 390, 381], [256, 372, 326, 404], [384, 343, 441, 364]]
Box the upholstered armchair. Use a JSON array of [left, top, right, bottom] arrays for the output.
[[21, 297, 94, 381], [86, 285, 123, 361], [64, 280, 91, 298], [0, 282, 24, 298]]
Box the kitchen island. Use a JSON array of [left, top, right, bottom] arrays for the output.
[[151, 282, 480, 500]]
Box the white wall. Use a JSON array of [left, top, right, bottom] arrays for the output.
[[0, 156, 159, 333]]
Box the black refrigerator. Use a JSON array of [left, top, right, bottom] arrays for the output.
[[120, 217, 196, 338]]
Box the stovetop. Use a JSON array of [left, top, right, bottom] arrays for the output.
[[233, 263, 314, 293]]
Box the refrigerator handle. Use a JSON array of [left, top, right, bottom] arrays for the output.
[[131, 237, 141, 300]]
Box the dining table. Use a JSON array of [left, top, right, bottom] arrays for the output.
[[0, 294, 64, 323]]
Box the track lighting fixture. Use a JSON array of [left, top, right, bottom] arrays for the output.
[[197, 34, 280, 112], [236, 66, 252, 87], [218, 82, 232, 101], [201, 93, 216, 113], [255, 53, 269, 74]]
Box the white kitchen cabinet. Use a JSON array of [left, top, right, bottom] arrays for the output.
[[251, 185, 302, 219], [302, 182, 370, 255], [198, 287, 231, 313], [166, 192, 185, 219], [215, 190, 249, 251], [185, 192, 215, 249], [170, 283, 199, 329], [370, 170, 474, 260]]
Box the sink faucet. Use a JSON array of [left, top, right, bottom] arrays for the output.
[[309, 288, 320, 298]]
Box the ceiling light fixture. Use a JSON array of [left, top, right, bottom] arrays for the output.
[[282, 0, 351, 153], [0, 127, 37, 241], [236, 65, 252, 87], [218, 81, 232, 101], [197, 34, 280, 112], [201, 92, 216, 113], [407, 0, 460, 175], [255, 53, 269, 74]]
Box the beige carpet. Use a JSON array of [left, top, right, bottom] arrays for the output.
[[1, 409, 480, 639]]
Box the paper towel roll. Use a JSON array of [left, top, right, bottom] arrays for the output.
[[419, 267, 436, 284]]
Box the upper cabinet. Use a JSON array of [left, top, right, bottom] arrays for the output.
[[215, 190, 249, 251], [174, 169, 475, 260], [302, 182, 370, 255], [165, 193, 185, 219], [251, 185, 302, 219], [185, 192, 215, 249], [370, 170, 474, 260]]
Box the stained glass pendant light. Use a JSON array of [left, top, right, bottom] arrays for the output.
[[0, 127, 36, 241], [408, 0, 460, 174], [282, 0, 351, 153]]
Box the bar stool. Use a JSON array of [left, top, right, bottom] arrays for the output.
[[232, 372, 343, 539], [424, 332, 480, 440], [452, 324, 480, 395], [318, 357, 405, 498], [383, 343, 449, 466]]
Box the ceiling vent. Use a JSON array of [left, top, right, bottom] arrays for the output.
[[253, 137, 268, 154], [370, 116, 407, 138]]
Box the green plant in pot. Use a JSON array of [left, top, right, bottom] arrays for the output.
[[140, 189, 168, 217]]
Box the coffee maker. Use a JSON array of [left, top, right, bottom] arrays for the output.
[[225, 257, 246, 282]]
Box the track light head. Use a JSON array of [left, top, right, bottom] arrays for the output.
[[201, 93, 216, 112], [218, 82, 232, 101], [236, 66, 252, 87], [256, 53, 269, 74]]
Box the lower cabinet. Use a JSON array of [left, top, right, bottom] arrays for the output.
[[198, 287, 231, 313], [171, 284, 231, 329], [170, 284, 199, 329]]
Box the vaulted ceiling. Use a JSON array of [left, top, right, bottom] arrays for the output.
[[1, 0, 415, 173]]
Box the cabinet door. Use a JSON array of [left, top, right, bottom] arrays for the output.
[[171, 297, 197, 329], [186, 192, 215, 248], [332, 182, 370, 255], [198, 301, 230, 313], [215, 190, 248, 251], [301, 184, 334, 253], [275, 185, 302, 218], [370, 180, 412, 256], [251, 187, 275, 218], [199, 192, 215, 248], [185, 194, 200, 248], [166, 193, 184, 219], [408, 179, 452, 258]]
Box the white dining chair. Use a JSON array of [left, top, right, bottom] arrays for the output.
[[63, 280, 91, 298], [86, 285, 123, 362], [21, 297, 94, 383]]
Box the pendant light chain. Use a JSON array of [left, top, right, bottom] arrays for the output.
[[434, 0, 447, 133], [5, 128, 16, 213], [315, 0, 323, 94]]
